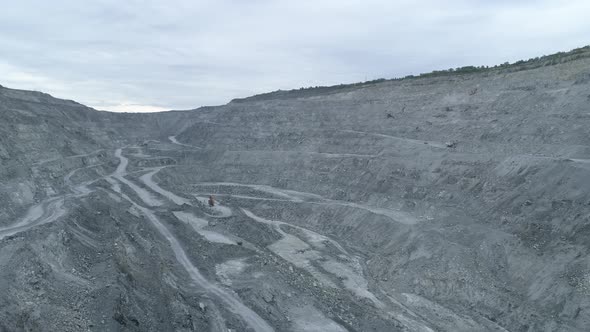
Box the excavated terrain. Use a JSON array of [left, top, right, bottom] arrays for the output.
[[1, 47, 589, 331]]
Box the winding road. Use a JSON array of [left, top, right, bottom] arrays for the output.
[[109, 148, 274, 332], [168, 135, 202, 149], [193, 182, 419, 224], [0, 197, 66, 240], [0, 162, 105, 240], [139, 167, 190, 206]]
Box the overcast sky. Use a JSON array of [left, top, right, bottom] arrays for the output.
[[1, 0, 589, 112]]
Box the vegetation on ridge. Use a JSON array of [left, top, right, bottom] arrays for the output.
[[231, 45, 590, 103]]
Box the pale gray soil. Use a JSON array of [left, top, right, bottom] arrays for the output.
[[0, 48, 589, 331]]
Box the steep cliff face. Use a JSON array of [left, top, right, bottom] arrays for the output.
[[172, 51, 590, 331], [0, 47, 589, 332]]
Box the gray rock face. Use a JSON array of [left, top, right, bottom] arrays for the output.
[[0, 47, 589, 331]]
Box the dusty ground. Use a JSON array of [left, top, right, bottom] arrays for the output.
[[0, 47, 589, 331]]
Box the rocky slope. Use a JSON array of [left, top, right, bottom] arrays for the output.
[[0, 46, 589, 332]]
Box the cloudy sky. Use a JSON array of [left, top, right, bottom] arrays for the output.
[[1, 0, 589, 112]]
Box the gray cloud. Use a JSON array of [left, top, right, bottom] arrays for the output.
[[0, 0, 589, 112]]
